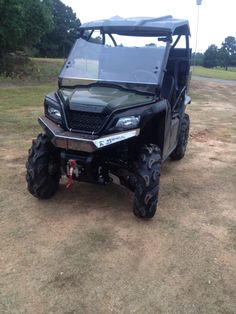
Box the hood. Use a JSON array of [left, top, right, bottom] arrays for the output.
[[60, 86, 154, 113]]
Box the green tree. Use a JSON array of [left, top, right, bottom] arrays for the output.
[[36, 0, 81, 58], [220, 36, 236, 70], [203, 45, 218, 68], [0, 0, 52, 56], [222, 36, 236, 55], [191, 52, 204, 66], [230, 53, 236, 67], [218, 47, 229, 70]]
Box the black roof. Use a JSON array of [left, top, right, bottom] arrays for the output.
[[79, 15, 190, 36]]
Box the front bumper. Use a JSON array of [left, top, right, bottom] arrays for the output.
[[38, 116, 140, 153]]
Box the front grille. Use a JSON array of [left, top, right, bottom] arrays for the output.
[[67, 110, 109, 133]]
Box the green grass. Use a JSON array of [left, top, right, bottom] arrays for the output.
[[0, 59, 64, 137], [192, 66, 236, 81], [30, 58, 64, 81], [0, 58, 64, 83], [0, 83, 55, 136], [31, 57, 65, 63]]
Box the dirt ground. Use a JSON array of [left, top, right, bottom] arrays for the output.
[[0, 79, 236, 314]]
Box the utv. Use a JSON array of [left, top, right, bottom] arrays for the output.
[[26, 16, 191, 219]]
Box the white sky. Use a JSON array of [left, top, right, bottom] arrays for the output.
[[62, 0, 235, 52]]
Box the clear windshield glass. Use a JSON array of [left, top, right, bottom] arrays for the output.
[[59, 37, 167, 85]]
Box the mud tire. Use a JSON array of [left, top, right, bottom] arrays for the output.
[[26, 133, 61, 199], [170, 113, 190, 161], [133, 144, 161, 219]]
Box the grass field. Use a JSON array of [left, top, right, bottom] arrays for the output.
[[192, 66, 236, 80], [0, 58, 64, 84], [0, 61, 236, 313], [0, 84, 55, 139]]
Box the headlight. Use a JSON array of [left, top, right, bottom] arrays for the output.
[[115, 116, 140, 130], [48, 105, 61, 121]]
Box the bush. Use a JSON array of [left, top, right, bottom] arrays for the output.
[[0, 51, 34, 78]]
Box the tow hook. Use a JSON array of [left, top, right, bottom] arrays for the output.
[[66, 159, 77, 189]]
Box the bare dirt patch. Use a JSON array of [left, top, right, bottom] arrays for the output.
[[0, 80, 236, 314]]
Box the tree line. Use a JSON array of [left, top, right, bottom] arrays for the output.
[[0, 0, 80, 63], [193, 36, 236, 70], [0, 1, 235, 72]]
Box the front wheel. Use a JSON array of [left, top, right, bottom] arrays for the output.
[[170, 113, 190, 161], [26, 133, 61, 199], [133, 144, 161, 219]]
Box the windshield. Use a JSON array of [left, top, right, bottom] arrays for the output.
[[59, 33, 168, 86]]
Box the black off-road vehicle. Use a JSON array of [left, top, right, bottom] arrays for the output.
[[26, 16, 191, 219]]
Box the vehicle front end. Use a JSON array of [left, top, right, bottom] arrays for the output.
[[38, 23, 170, 185], [26, 15, 191, 219]]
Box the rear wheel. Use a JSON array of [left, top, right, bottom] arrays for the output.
[[170, 113, 190, 161], [26, 133, 61, 199], [133, 144, 161, 219]]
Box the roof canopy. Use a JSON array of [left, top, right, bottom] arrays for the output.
[[79, 16, 190, 36]]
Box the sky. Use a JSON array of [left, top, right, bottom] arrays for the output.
[[62, 0, 235, 53]]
